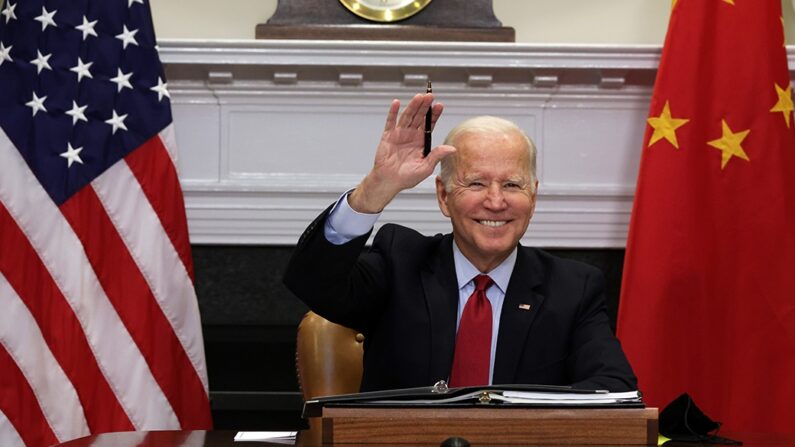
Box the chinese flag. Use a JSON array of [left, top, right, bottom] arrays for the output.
[[617, 0, 795, 434]]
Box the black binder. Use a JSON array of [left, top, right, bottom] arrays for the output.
[[303, 381, 645, 417]]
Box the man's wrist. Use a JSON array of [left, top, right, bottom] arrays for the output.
[[324, 190, 381, 245], [348, 174, 398, 214]]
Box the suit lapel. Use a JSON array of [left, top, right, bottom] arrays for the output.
[[420, 234, 459, 383], [493, 247, 545, 384]]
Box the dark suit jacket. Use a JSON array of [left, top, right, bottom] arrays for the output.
[[284, 208, 637, 392]]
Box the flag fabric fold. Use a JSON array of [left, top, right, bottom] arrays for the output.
[[0, 0, 212, 446], [618, 0, 795, 434]]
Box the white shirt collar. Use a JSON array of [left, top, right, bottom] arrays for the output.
[[451, 240, 517, 294]]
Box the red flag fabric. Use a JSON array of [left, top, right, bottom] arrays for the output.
[[0, 0, 212, 446], [618, 0, 795, 434]]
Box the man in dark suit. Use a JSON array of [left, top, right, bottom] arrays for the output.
[[284, 92, 636, 392]]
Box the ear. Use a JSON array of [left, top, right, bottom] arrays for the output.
[[436, 176, 451, 217], [528, 180, 539, 218]]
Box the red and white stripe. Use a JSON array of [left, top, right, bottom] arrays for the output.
[[0, 409, 25, 447], [86, 430, 206, 447], [0, 125, 212, 446]]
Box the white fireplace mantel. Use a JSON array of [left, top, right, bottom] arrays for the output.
[[160, 39, 795, 247]]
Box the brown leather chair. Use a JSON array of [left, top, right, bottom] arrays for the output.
[[296, 311, 364, 442]]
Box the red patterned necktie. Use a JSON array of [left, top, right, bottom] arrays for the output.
[[449, 274, 494, 387]]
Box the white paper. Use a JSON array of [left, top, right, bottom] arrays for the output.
[[234, 431, 297, 444], [503, 390, 640, 401]]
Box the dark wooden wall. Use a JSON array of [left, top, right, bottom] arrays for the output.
[[193, 245, 625, 430]]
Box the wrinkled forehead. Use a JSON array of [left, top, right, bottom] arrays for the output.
[[451, 127, 529, 150], [454, 131, 532, 174]]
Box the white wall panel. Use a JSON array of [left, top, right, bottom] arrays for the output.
[[171, 98, 221, 182], [222, 103, 386, 180], [543, 96, 648, 194]]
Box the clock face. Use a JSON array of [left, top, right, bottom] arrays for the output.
[[339, 0, 432, 23]]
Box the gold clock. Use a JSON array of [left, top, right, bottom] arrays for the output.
[[339, 0, 433, 23]]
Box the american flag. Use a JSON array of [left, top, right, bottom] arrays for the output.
[[0, 0, 212, 446]]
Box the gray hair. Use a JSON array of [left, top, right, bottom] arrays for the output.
[[440, 116, 537, 191]]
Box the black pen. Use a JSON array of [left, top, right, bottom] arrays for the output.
[[423, 80, 432, 157]]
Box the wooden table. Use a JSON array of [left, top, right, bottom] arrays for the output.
[[56, 430, 795, 446], [318, 407, 658, 445]]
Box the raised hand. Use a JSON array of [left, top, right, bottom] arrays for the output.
[[349, 93, 456, 214]]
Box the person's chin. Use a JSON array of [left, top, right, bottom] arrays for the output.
[[472, 236, 515, 259]]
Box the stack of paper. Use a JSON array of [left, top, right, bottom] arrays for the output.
[[499, 390, 641, 405], [234, 431, 297, 444]]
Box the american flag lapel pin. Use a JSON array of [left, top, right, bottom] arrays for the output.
[[518, 304, 531, 311]]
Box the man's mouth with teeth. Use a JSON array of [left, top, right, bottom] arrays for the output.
[[478, 220, 508, 227]]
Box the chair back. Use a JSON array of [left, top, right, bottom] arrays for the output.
[[296, 311, 364, 400]]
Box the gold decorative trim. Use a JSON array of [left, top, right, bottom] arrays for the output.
[[339, 0, 432, 23]]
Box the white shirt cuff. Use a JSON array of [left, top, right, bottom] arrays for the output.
[[324, 190, 381, 245]]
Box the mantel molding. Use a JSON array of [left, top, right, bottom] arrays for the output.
[[159, 39, 795, 74], [160, 39, 663, 68], [158, 40, 795, 247]]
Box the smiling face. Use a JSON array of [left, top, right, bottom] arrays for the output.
[[436, 129, 538, 273]]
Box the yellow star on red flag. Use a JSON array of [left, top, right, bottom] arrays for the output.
[[770, 83, 794, 128], [647, 101, 690, 149], [707, 120, 750, 169]]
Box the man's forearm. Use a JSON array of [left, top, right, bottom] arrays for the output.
[[348, 172, 402, 214], [284, 207, 371, 315]]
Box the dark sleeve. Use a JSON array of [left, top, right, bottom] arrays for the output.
[[566, 268, 638, 392], [282, 206, 389, 333]]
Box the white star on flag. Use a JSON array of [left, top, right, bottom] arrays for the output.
[[34, 6, 57, 31], [115, 25, 139, 49], [128, 0, 145, 6], [0, 42, 12, 66], [30, 50, 52, 74], [110, 68, 133, 92], [1, 1, 17, 24], [60, 143, 84, 168], [150, 77, 170, 102], [70, 57, 94, 82], [65, 101, 89, 125], [105, 110, 128, 134], [25, 92, 48, 116], [75, 16, 98, 40]]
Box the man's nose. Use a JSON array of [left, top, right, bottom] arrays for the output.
[[483, 184, 508, 210]]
